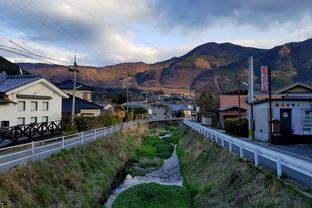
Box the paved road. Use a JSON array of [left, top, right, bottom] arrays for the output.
[[187, 121, 312, 190], [0, 125, 120, 172]]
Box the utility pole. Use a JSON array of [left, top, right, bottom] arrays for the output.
[[70, 55, 78, 126], [268, 65, 273, 144], [145, 92, 148, 119], [126, 73, 129, 112], [238, 80, 241, 124], [248, 56, 254, 140]]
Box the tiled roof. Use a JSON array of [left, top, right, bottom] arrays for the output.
[[57, 80, 95, 91], [219, 94, 281, 109], [62, 95, 103, 113], [0, 74, 42, 93], [168, 104, 193, 111]]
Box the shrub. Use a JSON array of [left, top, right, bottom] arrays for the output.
[[224, 118, 248, 137], [112, 183, 193, 208]]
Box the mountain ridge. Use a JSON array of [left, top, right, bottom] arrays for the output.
[[15, 38, 312, 94]]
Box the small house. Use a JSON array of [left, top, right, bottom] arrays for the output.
[[253, 82, 312, 144], [57, 80, 95, 102], [0, 74, 68, 127]]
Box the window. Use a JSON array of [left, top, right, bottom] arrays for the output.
[[83, 92, 89, 100], [30, 117, 37, 124], [31, 101, 38, 111], [42, 102, 49, 111], [42, 116, 48, 123], [1, 121, 10, 128], [17, 117, 25, 125], [18, 101, 26, 111]]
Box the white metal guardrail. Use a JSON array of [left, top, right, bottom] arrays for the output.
[[0, 118, 180, 172], [184, 120, 312, 179]]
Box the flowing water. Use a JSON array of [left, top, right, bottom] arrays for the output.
[[104, 133, 182, 208]]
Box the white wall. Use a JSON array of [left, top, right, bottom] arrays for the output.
[[1, 82, 64, 127], [62, 89, 92, 102], [254, 100, 312, 142]]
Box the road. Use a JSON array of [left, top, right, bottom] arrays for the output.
[[0, 125, 120, 172]]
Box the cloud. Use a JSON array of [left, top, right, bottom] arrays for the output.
[[152, 0, 312, 29], [0, 0, 312, 66]]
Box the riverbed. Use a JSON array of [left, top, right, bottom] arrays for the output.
[[104, 134, 182, 207]]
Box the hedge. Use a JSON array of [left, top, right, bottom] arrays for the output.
[[224, 118, 248, 137]]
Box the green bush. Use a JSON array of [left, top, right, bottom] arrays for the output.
[[112, 183, 193, 208], [224, 118, 248, 137], [70, 112, 124, 132]]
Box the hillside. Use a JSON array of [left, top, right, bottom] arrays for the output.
[[0, 56, 29, 75], [17, 38, 312, 93]]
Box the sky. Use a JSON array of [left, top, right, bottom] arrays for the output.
[[0, 0, 311, 66]]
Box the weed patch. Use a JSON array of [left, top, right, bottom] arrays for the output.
[[0, 124, 148, 208], [178, 126, 312, 208], [112, 183, 192, 208]]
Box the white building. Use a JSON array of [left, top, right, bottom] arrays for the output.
[[0, 74, 68, 127], [253, 82, 312, 144]]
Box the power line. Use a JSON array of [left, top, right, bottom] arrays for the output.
[[0, 46, 57, 65], [0, 16, 72, 64], [0, 34, 72, 65], [11, 0, 115, 65], [61, 0, 167, 53]]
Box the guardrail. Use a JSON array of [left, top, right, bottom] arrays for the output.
[[0, 118, 181, 172], [184, 120, 312, 180]]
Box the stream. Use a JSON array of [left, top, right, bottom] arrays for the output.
[[104, 133, 183, 207]]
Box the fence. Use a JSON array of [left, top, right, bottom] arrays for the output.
[[0, 120, 62, 144], [0, 118, 180, 172], [184, 120, 312, 184]]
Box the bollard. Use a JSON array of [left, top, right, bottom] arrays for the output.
[[239, 143, 243, 158], [32, 141, 35, 162], [254, 148, 259, 166], [81, 132, 84, 145], [277, 156, 282, 178], [62, 136, 65, 149], [229, 140, 232, 152]]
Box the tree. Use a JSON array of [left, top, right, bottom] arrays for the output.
[[112, 93, 127, 104], [195, 92, 217, 115]]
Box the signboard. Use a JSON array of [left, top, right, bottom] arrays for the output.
[[118, 110, 126, 118], [261, 66, 269, 92]]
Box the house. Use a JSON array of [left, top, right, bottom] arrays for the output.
[[62, 95, 103, 117], [218, 105, 247, 128], [98, 103, 113, 111], [57, 80, 103, 117], [274, 81, 312, 98], [57, 80, 95, 102], [253, 82, 312, 144], [0, 74, 68, 127], [218, 94, 281, 128], [167, 104, 194, 118], [121, 101, 169, 119]]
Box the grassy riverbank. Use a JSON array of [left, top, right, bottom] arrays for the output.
[[127, 127, 174, 176], [178, 126, 312, 208], [0, 124, 148, 208]]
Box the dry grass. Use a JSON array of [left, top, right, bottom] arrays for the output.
[[0, 124, 148, 208], [178, 126, 312, 208]]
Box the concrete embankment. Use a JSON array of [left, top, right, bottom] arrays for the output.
[[178, 126, 312, 208], [0, 124, 147, 208]]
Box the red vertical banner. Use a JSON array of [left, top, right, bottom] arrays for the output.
[[261, 66, 269, 92]]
